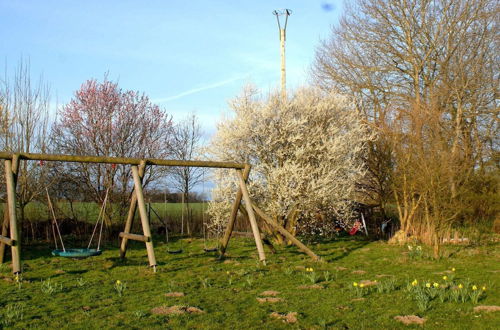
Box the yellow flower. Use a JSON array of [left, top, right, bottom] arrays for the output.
[[116, 280, 121, 285], [407, 245, 413, 251], [426, 283, 431, 288], [310, 268, 314, 272], [442, 276, 448, 280], [458, 284, 463, 289], [353, 282, 358, 287], [416, 246, 422, 251], [411, 279, 418, 286], [226, 271, 230, 275], [433, 283, 439, 288], [482, 286, 486, 291], [359, 283, 365, 288], [451, 268, 456, 272], [472, 285, 478, 291]]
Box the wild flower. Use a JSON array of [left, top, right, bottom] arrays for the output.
[[411, 279, 418, 286], [352, 282, 366, 298], [433, 283, 439, 288], [451, 268, 456, 272], [458, 284, 463, 289], [114, 280, 126, 297], [304, 270, 319, 284], [442, 276, 448, 281], [482, 286, 486, 291], [470, 285, 483, 304], [426, 283, 431, 288]]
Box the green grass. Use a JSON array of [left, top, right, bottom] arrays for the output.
[[0, 237, 499, 329]]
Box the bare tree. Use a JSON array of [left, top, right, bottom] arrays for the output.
[[312, 0, 499, 251], [0, 59, 52, 239], [51, 77, 174, 224], [169, 114, 205, 236]]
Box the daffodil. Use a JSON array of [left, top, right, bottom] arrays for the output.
[[472, 285, 478, 291], [451, 267, 456, 272], [353, 282, 358, 287], [411, 279, 418, 286], [359, 283, 365, 288], [116, 280, 121, 285], [482, 286, 486, 291], [458, 284, 463, 289], [433, 283, 439, 288], [426, 283, 431, 288], [442, 276, 448, 280]]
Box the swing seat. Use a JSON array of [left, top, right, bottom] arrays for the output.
[[167, 249, 183, 254], [51, 248, 102, 258], [203, 247, 218, 253]]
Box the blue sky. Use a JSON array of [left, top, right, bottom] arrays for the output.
[[1, 0, 342, 136]]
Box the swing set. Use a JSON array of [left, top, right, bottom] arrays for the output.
[[0, 152, 319, 275]]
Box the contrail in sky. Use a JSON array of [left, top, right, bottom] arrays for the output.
[[154, 75, 246, 103]]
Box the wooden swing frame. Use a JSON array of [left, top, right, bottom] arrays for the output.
[[0, 152, 319, 275]]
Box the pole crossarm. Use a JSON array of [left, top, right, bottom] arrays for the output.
[[0, 152, 246, 169]]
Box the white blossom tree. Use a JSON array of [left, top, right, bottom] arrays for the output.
[[208, 86, 373, 241]]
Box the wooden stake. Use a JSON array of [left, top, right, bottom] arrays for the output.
[[5, 158, 21, 273], [220, 164, 251, 256], [236, 169, 266, 264], [252, 204, 320, 261], [119, 163, 145, 259], [131, 163, 157, 270]]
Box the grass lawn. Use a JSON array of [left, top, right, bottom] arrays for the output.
[[0, 236, 498, 329]]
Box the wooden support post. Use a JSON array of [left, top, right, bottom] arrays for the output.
[[220, 164, 251, 256], [131, 163, 157, 271], [120, 163, 146, 259], [5, 156, 21, 274], [236, 169, 266, 264], [0, 208, 9, 263], [252, 203, 321, 261]]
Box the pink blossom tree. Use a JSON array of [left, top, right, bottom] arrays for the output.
[[51, 78, 174, 224]]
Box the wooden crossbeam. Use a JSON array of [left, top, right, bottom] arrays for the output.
[[0, 152, 245, 169], [0, 235, 14, 246], [119, 232, 150, 242]]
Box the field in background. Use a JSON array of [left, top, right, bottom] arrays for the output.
[[0, 237, 498, 328]]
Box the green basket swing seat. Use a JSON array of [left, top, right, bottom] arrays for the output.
[[47, 187, 109, 259], [51, 248, 102, 258]]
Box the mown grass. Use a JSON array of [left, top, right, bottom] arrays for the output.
[[0, 237, 498, 329]]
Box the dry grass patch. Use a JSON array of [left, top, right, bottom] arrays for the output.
[[394, 315, 426, 325], [270, 312, 298, 324], [256, 297, 283, 303], [260, 290, 280, 296], [352, 270, 366, 274], [335, 266, 348, 271], [359, 280, 378, 287], [165, 292, 185, 297], [473, 305, 500, 312], [151, 305, 204, 315]]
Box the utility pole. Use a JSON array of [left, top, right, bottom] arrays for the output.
[[272, 9, 292, 102]]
